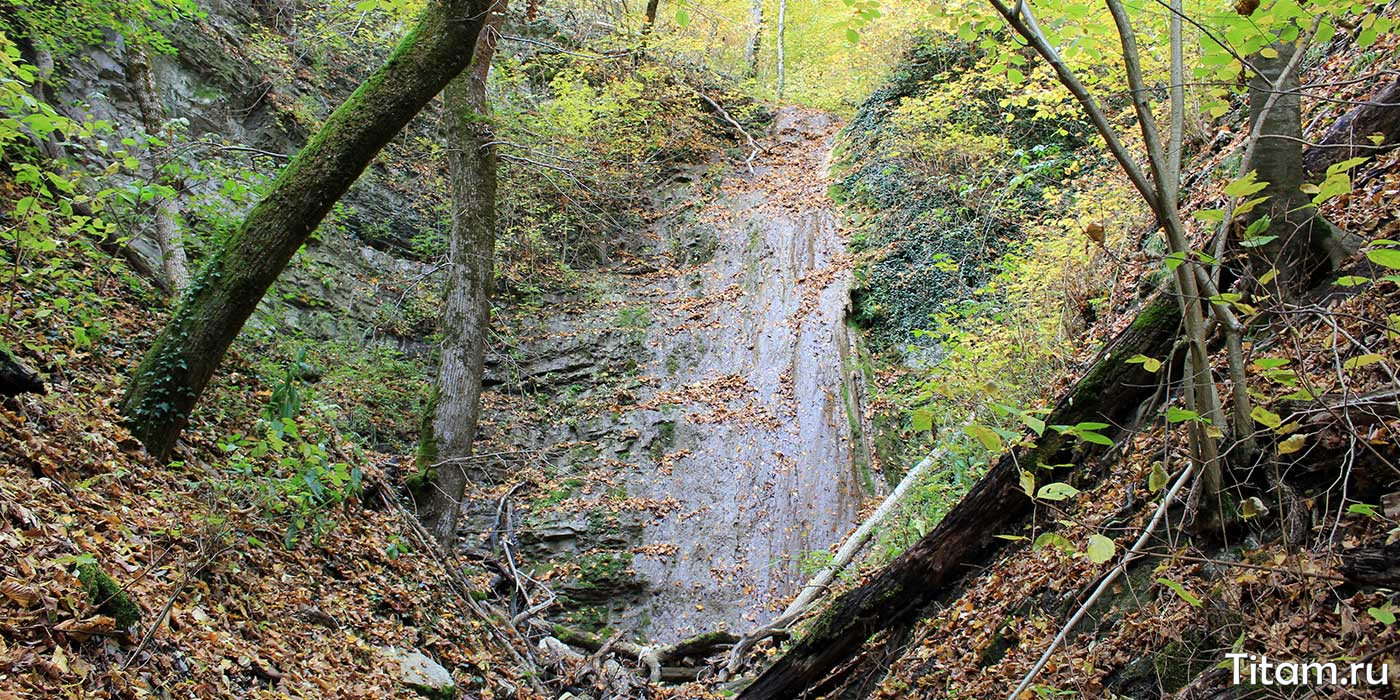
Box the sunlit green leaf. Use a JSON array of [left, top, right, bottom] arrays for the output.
[[1036, 482, 1080, 501], [1086, 534, 1115, 564]]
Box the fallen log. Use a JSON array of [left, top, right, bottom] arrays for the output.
[[1301, 79, 1400, 177], [738, 292, 1182, 700], [1, 347, 45, 397], [1340, 540, 1400, 587], [723, 444, 953, 679], [545, 623, 739, 682]]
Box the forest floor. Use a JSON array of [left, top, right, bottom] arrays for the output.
[[0, 107, 868, 699], [0, 245, 538, 695]]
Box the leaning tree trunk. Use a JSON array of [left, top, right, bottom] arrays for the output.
[[412, 0, 505, 550], [120, 0, 493, 460], [127, 43, 190, 294], [739, 293, 1182, 700]]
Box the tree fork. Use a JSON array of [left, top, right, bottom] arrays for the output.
[[120, 0, 494, 459]]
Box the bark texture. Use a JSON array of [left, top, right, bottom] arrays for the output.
[[743, 0, 762, 75], [127, 43, 191, 293], [120, 0, 494, 459], [1243, 42, 1334, 296], [1, 346, 45, 397], [1301, 79, 1400, 177], [739, 293, 1182, 700], [413, 1, 505, 549]]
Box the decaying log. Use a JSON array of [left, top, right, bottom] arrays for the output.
[[1280, 388, 1400, 426], [545, 623, 738, 682], [1, 347, 45, 397], [739, 292, 1182, 700], [1302, 79, 1400, 177], [1340, 540, 1400, 587]]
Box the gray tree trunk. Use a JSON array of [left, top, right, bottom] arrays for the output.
[[120, 0, 494, 460], [27, 39, 63, 162], [413, 1, 505, 549], [127, 43, 191, 294], [774, 0, 786, 102], [1244, 41, 1336, 296], [744, 0, 763, 75]]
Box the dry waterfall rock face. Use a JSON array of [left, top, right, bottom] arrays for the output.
[[381, 647, 456, 700]]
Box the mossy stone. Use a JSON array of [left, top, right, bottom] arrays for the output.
[[77, 561, 140, 630]]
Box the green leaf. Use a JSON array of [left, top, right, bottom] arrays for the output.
[[1278, 387, 1316, 401], [1368, 607, 1396, 625], [1223, 171, 1268, 198], [1034, 532, 1074, 553], [1244, 215, 1271, 238], [1020, 413, 1046, 437], [1276, 433, 1306, 455], [1156, 578, 1203, 607], [1076, 430, 1114, 446], [1166, 407, 1200, 423], [1006, 68, 1025, 84], [845, 28, 860, 43], [1148, 462, 1169, 493], [1126, 354, 1162, 373], [1164, 251, 1187, 271], [1334, 275, 1371, 287], [1348, 503, 1379, 518], [1311, 171, 1353, 206], [1327, 156, 1369, 176], [964, 423, 1003, 452], [1020, 469, 1036, 497], [1086, 534, 1115, 564], [1366, 248, 1400, 270], [1250, 405, 1282, 429], [674, 8, 691, 26], [911, 408, 934, 432], [1252, 357, 1289, 370], [1233, 195, 1269, 217], [1343, 353, 1383, 370], [1037, 482, 1080, 502], [994, 534, 1029, 541]]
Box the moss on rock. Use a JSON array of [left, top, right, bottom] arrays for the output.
[[77, 560, 140, 629]]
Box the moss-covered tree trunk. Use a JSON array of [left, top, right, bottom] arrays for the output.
[[412, 1, 505, 549], [120, 0, 493, 459], [739, 293, 1182, 700]]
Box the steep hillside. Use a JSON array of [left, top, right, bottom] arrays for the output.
[[736, 21, 1400, 700], [5, 0, 1400, 698]]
